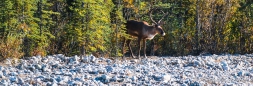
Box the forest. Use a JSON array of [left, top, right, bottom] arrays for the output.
[[0, 0, 253, 59]]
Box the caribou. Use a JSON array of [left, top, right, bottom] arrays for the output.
[[123, 9, 168, 59]]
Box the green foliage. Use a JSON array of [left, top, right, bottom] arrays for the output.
[[1, 0, 253, 60]]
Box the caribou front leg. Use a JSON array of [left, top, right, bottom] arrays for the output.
[[137, 38, 142, 59], [143, 39, 147, 58]]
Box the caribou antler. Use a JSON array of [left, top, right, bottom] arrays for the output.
[[149, 8, 157, 24], [149, 8, 168, 25], [158, 10, 168, 25]]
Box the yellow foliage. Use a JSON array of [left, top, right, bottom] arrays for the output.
[[123, 0, 134, 8], [0, 36, 24, 60], [18, 23, 30, 32]]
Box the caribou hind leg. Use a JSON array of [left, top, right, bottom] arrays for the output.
[[127, 39, 136, 58]]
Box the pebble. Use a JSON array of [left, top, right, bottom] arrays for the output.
[[221, 61, 230, 71], [105, 66, 113, 73], [82, 57, 89, 63], [90, 55, 96, 63], [0, 54, 251, 85]]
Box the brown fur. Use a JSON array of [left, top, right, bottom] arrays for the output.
[[122, 20, 165, 58]]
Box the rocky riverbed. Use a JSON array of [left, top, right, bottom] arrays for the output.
[[0, 54, 253, 85]]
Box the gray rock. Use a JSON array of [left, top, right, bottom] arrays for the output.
[[32, 56, 41, 64], [190, 81, 201, 86], [110, 76, 117, 82], [27, 66, 36, 72], [88, 69, 98, 74], [41, 58, 48, 63], [95, 74, 111, 84], [84, 74, 91, 79], [153, 74, 171, 82], [69, 55, 80, 64], [9, 76, 17, 82], [0, 72, 4, 78], [237, 71, 244, 76], [34, 64, 42, 70], [106, 59, 112, 64], [98, 69, 106, 74], [9, 72, 18, 76], [90, 55, 96, 63], [82, 57, 89, 63], [193, 60, 201, 67], [51, 82, 58, 86], [16, 64, 24, 70], [105, 66, 113, 73], [1, 79, 8, 86], [123, 83, 132, 86], [42, 64, 50, 72]]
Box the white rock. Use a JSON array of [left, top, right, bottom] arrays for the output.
[[82, 57, 89, 63], [0, 72, 4, 78], [5, 59, 12, 65], [73, 55, 80, 61], [0, 66, 3, 70], [162, 74, 171, 82], [131, 76, 137, 81], [42, 64, 50, 72], [56, 54, 65, 58], [193, 60, 201, 67], [34, 64, 42, 70], [18, 77, 24, 85], [220, 61, 230, 71], [84, 74, 91, 79], [51, 82, 58, 86]]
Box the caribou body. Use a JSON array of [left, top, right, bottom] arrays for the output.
[[122, 20, 166, 58], [122, 9, 168, 59]]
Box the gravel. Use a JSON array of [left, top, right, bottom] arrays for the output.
[[0, 54, 253, 85]]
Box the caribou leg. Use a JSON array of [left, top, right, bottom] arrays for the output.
[[137, 38, 142, 59], [127, 39, 135, 58], [143, 39, 147, 58]]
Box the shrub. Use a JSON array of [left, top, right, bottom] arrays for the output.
[[0, 35, 24, 61]]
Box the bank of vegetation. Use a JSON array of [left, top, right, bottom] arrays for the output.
[[0, 0, 253, 59]]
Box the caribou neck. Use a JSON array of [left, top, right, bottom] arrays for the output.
[[142, 25, 159, 40]]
